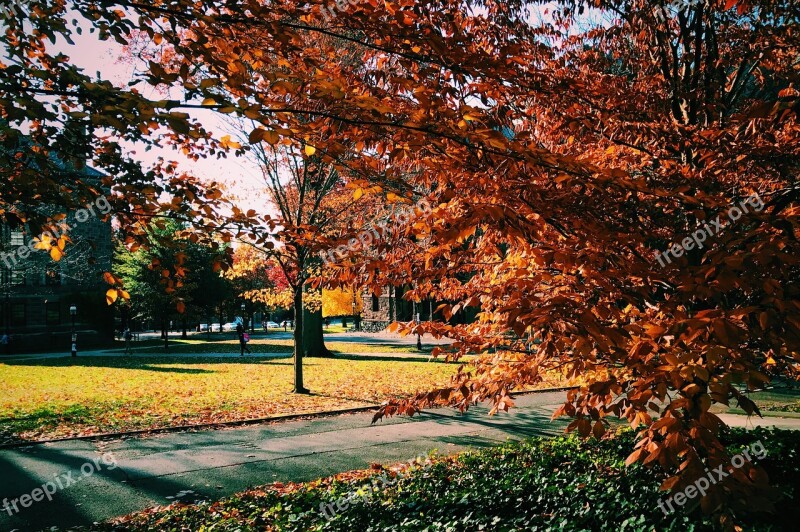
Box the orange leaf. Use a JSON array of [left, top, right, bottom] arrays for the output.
[[106, 289, 119, 305]]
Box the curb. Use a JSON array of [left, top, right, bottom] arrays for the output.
[[512, 385, 579, 397], [0, 406, 379, 450], [0, 386, 578, 450]]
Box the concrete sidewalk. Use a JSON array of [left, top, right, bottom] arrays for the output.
[[2, 392, 799, 531], [0, 330, 451, 362], [0, 351, 442, 363], [1, 392, 567, 531]]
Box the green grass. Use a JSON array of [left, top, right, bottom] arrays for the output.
[[323, 325, 351, 333], [0, 355, 460, 444], [764, 401, 800, 413], [87, 428, 800, 531], [711, 380, 800, 416]]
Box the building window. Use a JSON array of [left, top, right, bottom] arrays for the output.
[[11, 302, 25, 327], [371, 294, 380, 312], [11, 270, 25, 286], [9, 231, 24, 247], [46, 302, 61, 326]]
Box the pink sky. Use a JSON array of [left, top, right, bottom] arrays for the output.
[[53, 24, 269, 214]]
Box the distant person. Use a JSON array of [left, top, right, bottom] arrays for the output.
[[236, 318, 251, 356], [283, 320, 287, 332], [123, 328, 133, 355]]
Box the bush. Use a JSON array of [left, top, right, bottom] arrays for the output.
[[90, 428, 800, 531]]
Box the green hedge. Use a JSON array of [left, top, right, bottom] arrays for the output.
[[91, 428, 800, 531]]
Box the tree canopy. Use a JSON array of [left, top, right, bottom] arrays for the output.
[[3, 0, 799, 522]]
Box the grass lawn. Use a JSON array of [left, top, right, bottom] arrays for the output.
[[710, 378, 800, 416], [0, 355, 463, 445], [323, 325, 351, 333], [87, 428, 800, 531]]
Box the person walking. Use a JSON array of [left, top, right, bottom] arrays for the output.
[[123, 328, 133, 355], [236, 318, 251, 356]]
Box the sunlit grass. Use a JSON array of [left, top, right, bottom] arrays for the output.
[[0, 356, 459, 443]]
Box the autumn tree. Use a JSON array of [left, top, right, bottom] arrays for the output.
[[223, 245, 276, 328], [4, 0, 799, 523], [115, 218, 233, 341], [323, 287, 363, 320]]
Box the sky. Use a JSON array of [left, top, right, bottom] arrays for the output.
[[41, 2, 599, 215], [50, 20, 269, 213]]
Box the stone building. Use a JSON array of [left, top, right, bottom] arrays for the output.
[[359, 286, 477, 332], [0, 166, 114, 353]]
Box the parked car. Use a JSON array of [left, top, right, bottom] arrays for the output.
[[210, 323, 221, 332], [198, 324, 209, 332], [263, 321, 280, 330], [222, 322, 238, 332]]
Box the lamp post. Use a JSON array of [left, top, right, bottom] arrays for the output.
[[352, 289, 361, 331], [70, 304, 77, 357], [4, 273, 10, 356], [241, 302, 247, 331], [415, 310, 422, 351]]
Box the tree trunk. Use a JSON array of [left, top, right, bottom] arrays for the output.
[[304, 304, 333, 357], [293, 286, 309, 393]]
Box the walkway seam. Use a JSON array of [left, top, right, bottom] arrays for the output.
[[122, 426, 517, 482], [0, 386, 578, 450]]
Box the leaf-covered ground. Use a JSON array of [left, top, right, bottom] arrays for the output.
[[81, 428, 800, 531], [0, 355, 460, 444]]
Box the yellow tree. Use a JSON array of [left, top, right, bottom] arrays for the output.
[[322, 287, 363, 318], [223, 246, 275, 328]]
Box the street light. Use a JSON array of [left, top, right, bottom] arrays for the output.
[[70, 304, 77, 357], [241, 302, 246, 331], [415, 312, 422, 351], [3, 273, 9, 355]]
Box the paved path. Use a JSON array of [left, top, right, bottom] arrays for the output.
[[1, 392, 799, 531], [0, 331, 452, 362], [0, 351, 442, 363], [1, 392, 565, 531]]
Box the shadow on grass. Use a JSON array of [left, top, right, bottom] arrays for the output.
[[306, 390, 381, 406], [329, 353, 455, 363], [0, 356, 295, 370]]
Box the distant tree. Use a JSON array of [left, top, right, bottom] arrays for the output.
[[323, 288, 363, 319], [223, 245, 277, 327], [115, 220, 230, 347]]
